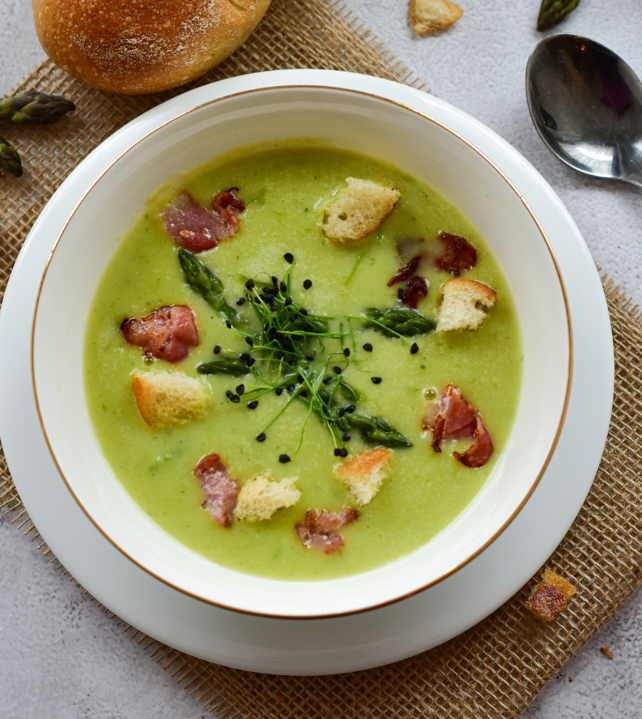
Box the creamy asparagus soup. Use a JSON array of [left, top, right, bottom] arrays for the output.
[[84, 142, 522, 581]]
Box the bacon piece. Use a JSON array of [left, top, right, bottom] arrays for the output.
[[194, 453, 240, 528], [434, 232, 477, 276], [387, 255, 422, 286], [121, 305, 199, 362], [162, 189, 244, 253], [397, 275, 429, 308], [295, 508, 358, 554], [423, 384, 493, 467]]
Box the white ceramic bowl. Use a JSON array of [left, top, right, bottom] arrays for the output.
[[32, 70, 571, 619]]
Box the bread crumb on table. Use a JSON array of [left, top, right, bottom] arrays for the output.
[[409, 0, 463, 36], [527, 569, 576, 621], [600, 646, 614, 660]]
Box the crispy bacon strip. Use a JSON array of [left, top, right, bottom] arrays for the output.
[[296, 508, 358, 554], [387, 255, 422, 286], [397, 275, 429, 308], [162, 189, 244, 253], [423, 384, 493, 468], [194, 453, 240, 528], [434, 232, 477, 276], [121, 305, 199, 362]]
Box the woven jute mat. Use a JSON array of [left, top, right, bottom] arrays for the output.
[[1, 0, 641, 716]]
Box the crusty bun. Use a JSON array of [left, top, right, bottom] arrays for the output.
[[32, 0, 272, 94]]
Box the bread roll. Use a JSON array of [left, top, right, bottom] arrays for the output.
[[32, 0, 272, 95]]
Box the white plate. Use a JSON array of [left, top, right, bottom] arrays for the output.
[[0, 70, 613, 674]]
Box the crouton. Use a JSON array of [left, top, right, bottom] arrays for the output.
[[333, 448, 393, 506], [437, 279, 497, 332], [527, 569, 576, 621], [409, 0, 463, 36], [235, 472, 301, 521], [132, 371, 210, 430], [322, 178, 400, 243]]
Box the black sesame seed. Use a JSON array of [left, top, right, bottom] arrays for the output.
[[225, 390, 233, 398], [341, 432, 351, 442], [299, 391, 308, 399], [276, 388, 284, 396], [270, 275, 278, 286], [214, 345, 221, 354], [240, 352, 251, 360], [411, 342, 419, 354], [245, 337, 254, 346], [305, 355, 314, 361], [236, 384, 245, 395], [280, 281, 287, 293], [225, 320, 232, 328], [303, 279, 312, 289], [245, 279, 254, 290], [334, 448, 343, 457], [246, 358, 256, 367], [343, 347, 351, 357], [333, 366, 342, 375], [247, 400, 259, 409], [236, 297, 245, 306], [289, 314, 297, 322], [339, 407, 347, 417], [363, 343, 373, 352], [230, 394, 240, 404], [285, 297, 293, 306], [284, 252, 294, 264], [346, 404, 356, 413], [371, 376, 382, 384], [269, 302, 277, 312], [287, 385, 295, 392], [256, 433, 266, 442], [300, 308, 308, 316], [323, 376, 333, 385], [279, 453, 291, 464], [338, 448, 348, 457]]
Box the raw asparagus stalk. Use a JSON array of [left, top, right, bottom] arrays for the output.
[[0, 136, 22, 176], [537, 0, 581, 31], [0, 91, 75, 124]]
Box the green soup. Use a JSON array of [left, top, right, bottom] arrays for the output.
[[84, 142, 522, 581]]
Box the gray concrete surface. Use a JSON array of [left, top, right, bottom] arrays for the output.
[[2, 0, 642, 717]]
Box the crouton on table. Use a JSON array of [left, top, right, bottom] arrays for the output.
[[333, 448, 393, 506], [437, 279, 496, 332], [322, 178, 400, 243], [527, 569, 576, 621], [410, 0, 463, 36], [235, 472, 301, 521], [132, 371, 210, 430]]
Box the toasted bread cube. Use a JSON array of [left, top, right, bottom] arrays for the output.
[[437, 279, 497, 332], [235, 472, 301, 521], [527, 569, 576, 621], [132, 371, 210, 430], [333, 448, 393, 506], [322, 178, 400, 243], [409, 0, 463, 35]]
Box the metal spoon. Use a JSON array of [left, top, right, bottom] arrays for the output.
[[526, 34, 642, 188]]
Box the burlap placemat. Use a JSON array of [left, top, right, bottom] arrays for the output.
[[1, 1, 640, 716]]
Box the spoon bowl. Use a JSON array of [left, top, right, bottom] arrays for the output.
[[526, 34, 642, 188]]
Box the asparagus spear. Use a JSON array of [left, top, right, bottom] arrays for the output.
[[0, 136, 22, 176], [0, 91, 75, 124], [537, 0, 581, 31], [364, 307, 435, 337], [197, 356, 250, 377], [337, 411, 412, 448], [178, 249, 241, 327]]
